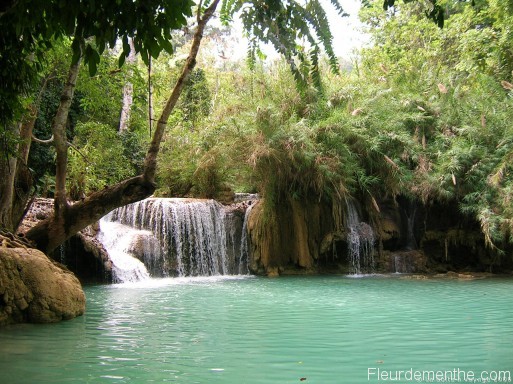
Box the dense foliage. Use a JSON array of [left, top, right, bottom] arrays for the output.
[[0, 0, 194, 127], [1, 0, 347, 250], [152, 0, 513, 251], [3, 0, 513, 260]]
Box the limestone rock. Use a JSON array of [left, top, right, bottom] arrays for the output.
[[248, 198, 325, 274], [127, 230, 160, 262], [18, 198, 112, 283], [0, 247, 85, 326]]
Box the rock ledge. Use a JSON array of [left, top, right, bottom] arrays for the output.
[[0, 247, 85, 326]]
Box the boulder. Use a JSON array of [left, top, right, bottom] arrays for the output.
[[0, 247, 85, 326]]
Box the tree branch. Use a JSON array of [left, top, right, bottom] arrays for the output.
[[25, 175, 155, 253], [197, 0, 204, 24], [31, 134, 54, 144]]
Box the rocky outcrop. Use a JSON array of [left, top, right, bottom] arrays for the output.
[[0, 247, 85, 326], [126, 230, 167, 277], [247, 198, 333, 275], [62, 224, 112, 283], [19, 198, 112, 283], [247, 193, 512, 275]]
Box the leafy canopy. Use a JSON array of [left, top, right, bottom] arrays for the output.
[[0, 0, 194, 124], [221, 0, 346, 88], [0, 0, 345, 126]]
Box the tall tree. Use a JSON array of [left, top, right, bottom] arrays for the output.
[[0, 0, 195, 234], [119, 38, 137, 133], [0, 0, 344, 253]]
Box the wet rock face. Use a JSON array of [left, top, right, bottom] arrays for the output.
[[381, 250, 428, 274], [247, 198, 327, 275], [19, 198, 112, 283], [60, 230, 113, 283], [247, 194, 512, 275], [0, 247, 85, 326]]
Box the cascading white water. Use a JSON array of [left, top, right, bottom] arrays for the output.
[[98, 198, 257, 281], [345, 199, 375, 275], [97, 220, 151, 283], [114, 198, 227, 277], [238, 203, 254, 275]]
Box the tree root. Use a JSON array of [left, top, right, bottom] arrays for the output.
[[0, 229, 35, 249]]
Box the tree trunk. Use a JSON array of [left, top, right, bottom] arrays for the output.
[[26, 2, 221, 254], [26, 175, 155, 253], [17, 105, 36, 165], [0, 123, 20, 231], [119, 38, 136, 132], [53, 51, 81, 215], [0, 106, 37, 232], [12, 107, 38, 230], [24, 42, 82, 252]]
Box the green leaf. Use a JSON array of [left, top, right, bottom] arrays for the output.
[[159, 38, 174, 55], [147, 38, 161, 59], [71, 38, 81, 65], [140, 49, 149, 65], [88, 59, 97, 77], [118, 53, 126, 68]]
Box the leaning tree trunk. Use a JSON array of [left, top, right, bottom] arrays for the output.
[[25, 175, 156, 252], [143, 0, 220, 182], [26, 0, 221, 254]]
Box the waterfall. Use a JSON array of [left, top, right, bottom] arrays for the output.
[[99, 198, 254, 281], [403, 199, 418, 250], [345, 199, 375, 275], [98, 220, 151, 283], [238, 203, 254, 275], [393, 254, 412, 273]]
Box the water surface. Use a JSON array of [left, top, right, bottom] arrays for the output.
[[1, 275, 512, 383]]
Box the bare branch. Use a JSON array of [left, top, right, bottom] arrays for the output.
[[67, 141, 92, 165], [197, 0, 204, 24], [31, 134, 54, 144]]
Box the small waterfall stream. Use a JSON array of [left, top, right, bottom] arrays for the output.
[[238, 203, 254, 275], [345, 199, 376, 275], [97, 220, 151, 283], [393, 254, 411, 273], [99, 198, 253, 282], [402, 198, 418, 250]]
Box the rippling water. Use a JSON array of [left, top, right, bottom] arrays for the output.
[[1, 276, 512, 383]]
